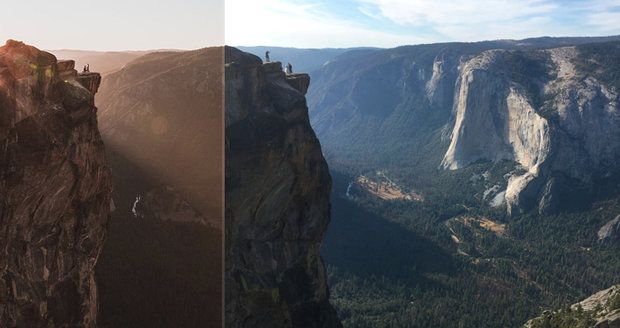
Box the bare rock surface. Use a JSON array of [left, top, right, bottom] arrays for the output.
[[225, 47, 341, 328], [524, 285, 620, 328], [598, 215, 620, 244], [0, 40, 111, 327], [442, 46, 620, 215]]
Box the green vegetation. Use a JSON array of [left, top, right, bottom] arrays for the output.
[[503, 50, 553, 109], [528, 289, 620, 328], [322, 165, 620, 328], [313, 40, 620, 328], [528, 306, 596, 328], [575, 41, 620, 91]]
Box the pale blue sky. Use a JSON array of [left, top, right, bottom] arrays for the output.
[[2, 1, 619, 50], [226, 0, 620, 48], [0, 0, 223, 50]]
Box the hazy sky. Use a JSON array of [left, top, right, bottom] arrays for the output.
[[0, 0, 223, 51], [226, 0, 620, 48], [3, 1, 618, 50]]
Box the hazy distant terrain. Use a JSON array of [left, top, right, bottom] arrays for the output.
[[238, 46, 368, 72], [50, 49, 151, 75]]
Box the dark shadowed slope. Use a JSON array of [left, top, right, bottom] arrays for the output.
[[225, 47, 341, 328], [95, 47, 223, 327]]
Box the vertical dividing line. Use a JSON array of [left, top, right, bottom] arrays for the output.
[[220, 34, 226, 328]]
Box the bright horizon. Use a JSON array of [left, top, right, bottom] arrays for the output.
[[0, 0, 224, 51], [2, 1, 619, 51], [226, 0, 620, 48]]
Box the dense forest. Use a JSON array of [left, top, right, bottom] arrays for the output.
[[322, 162, 620, 327]]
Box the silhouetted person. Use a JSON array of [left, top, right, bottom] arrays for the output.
[[287, 63, 292, 74], [265, 51, 270, 62], [83, 65, 87, 73]]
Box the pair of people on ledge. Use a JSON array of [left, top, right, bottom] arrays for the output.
[[265, 51, 293, 74]]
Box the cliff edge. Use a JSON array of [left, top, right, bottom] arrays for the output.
[[0, 40, 111, 327], [225, 47, 341, 328]]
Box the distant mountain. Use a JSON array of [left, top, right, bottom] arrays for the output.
[[237, 46, 373, 72], [49, 49, 148, 75], [308, 35, 620, 215], [95, 48, 223, 327], [97, 48, 223, 224], [307, 35, 620, 327]]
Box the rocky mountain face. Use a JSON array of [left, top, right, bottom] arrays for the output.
[[0, 40, 111, 327], [97, 48, 223, 226], [225, 47, 341, 328], [94, 48, 223, 327], [308, 37, 620, 215], [442, 45, 619, 215], [524, 285, 620, 328], [598, 215, 620, 245]]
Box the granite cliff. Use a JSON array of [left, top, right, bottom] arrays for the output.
[[525, 285, 620, 328], [0, 40, 111, 327], [308, 38, 620, 216], [225, 47, 341, 328], [442, 45, 620, 215]]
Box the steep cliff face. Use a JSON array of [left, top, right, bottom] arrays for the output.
[[442, 45, 620, 214], [225, 47, 341, 328], [0, 40, 111, 327]]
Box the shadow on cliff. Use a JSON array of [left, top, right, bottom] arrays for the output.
[[96, 150, 222, 328], [321, 193, 455, 288]]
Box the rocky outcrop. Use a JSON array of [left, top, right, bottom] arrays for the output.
[[524, 285, 620, 328], [131, 186, 210, 226], [57, 60, 78, 80], [0, 40, 111, 327], [442, 46, 620, 215], [225, 47, 341, 328], [285, 73, 310, 95], [56, 59, 101, 94], [75, 73, 101, 95], [598, 215, 620, 244]]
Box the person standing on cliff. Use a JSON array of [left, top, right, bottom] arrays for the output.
[[287, 63, 293, 74], [265, 51, 270, 62]]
